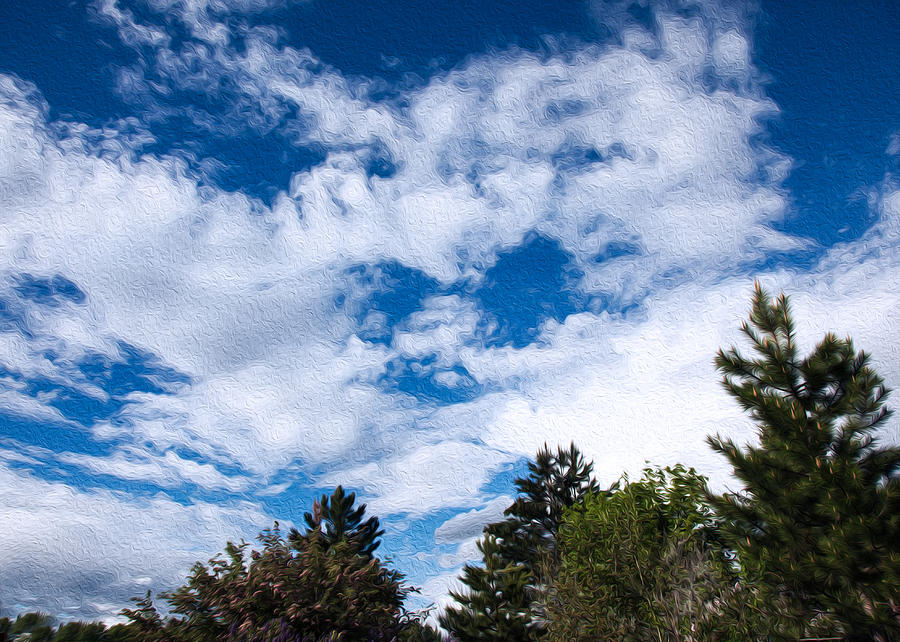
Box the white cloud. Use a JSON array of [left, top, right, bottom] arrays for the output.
[[2, 4, 792, 490], [393, 296, 481, 366], [2, 0, 899, 623], [97, 5, 797, 287], [0, 384, 79, 428], [887, 132, 900, 157], [326, 442, 510, 517], [0, 464, 271, 620], [437, 536, 482, 570], [417, 281, 764, 491], [433, 496, 512, 544], [55, 448, 250, 492], [712, 30, 752, 78]]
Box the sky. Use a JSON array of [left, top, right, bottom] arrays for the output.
[[0, 0, 898, 624]]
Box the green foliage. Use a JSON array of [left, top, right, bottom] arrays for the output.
[[119, 592, 164, 640], [162, 524, 413, 641], [98, 624, 144, 642], [397, 618, 443, 642], [439, 535, 534, 641], [443, 443, 597, 640], [10, 613, 55, 641], [0, 614, 142, 642], [9, 285, 900, 640], [137, 486, 419, 642], [299, 486, 385, 559], [1, 489, 414, 642], [487, 443, 599, 573], [709, 284, 900, 639], [51, 621, 108, 642], [11, 613, 54, 634], [545, 465, 759, 641]]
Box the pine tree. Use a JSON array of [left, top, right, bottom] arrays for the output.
[[487, 443, 598, 570], [295, 485, 384, 558], [120, 592, 166, 640], [708, 284, 900, 640], [443, 443, 598, 639], [439, 535, 534, 641]]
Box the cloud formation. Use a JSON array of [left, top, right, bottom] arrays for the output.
[[0, 0, 898, 622]]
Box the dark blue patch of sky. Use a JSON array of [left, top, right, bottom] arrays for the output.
[[267, 0, 599, 84], [754, 0, 900, 248], [380, 356, 483, 405], [0, 0, 133, 124], [343, 234, 589, 403], [0, 412, 119, 457], [2, 0, 894, 246], [347, 261, 442, 344], [474, 233, 587, 348], [478, 455, 532, 496], [14, 274, 86, 307], [79, 341, 190, 398]]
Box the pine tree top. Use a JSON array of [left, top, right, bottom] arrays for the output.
[[708, 284, 900, 639]]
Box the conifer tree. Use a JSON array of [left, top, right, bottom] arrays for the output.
[[708, 284, 900, 640], [487, 442, 599, 573], [296, 485, 384, 558], [439, 535, 534, 641], [443, 443, 598, 639]]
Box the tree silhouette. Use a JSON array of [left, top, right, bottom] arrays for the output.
[[487, 442, 598, 572]]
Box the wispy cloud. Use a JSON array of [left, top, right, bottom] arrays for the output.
[[0, 0, 898, 622], [0, 465, 269, 620]]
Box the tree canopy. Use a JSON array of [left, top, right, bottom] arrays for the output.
[[441, 442, 598, 639], [298, 486, 385, 559], [545, 465, 769, 641], [709, 284, 900, 639], [114, 488, 428, 642], [5, 285, 899, 642]]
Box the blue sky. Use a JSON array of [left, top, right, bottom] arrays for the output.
[[0, 0, 898, 622]]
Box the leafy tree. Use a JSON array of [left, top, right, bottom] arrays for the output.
[[160, 524, 413, 641], [119, 592, 165, 641], [397, 617, 443, 642], [140, 485, 420, 641], [0, 616, 138, 642], [709, 284, 900, 640], [443, 443, 598, 639], [297, 486, 384, 559], [545, 465, 768, 641]]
